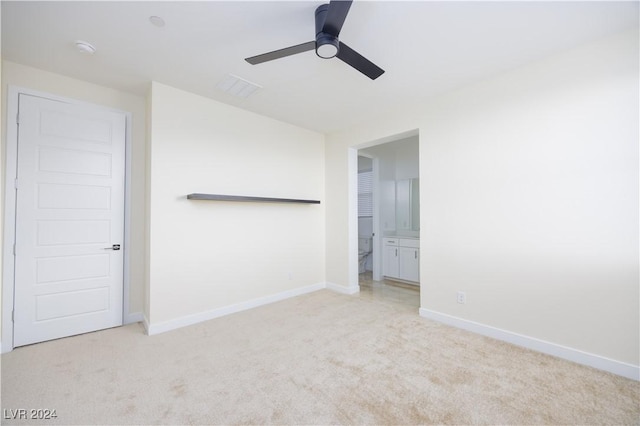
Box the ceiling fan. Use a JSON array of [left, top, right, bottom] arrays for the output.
[[245, 0, 385, 80]]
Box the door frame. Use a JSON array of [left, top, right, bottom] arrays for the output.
[[2, 86, 133, 353]]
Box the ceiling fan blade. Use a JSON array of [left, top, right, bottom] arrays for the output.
[[322, 0, 352, 37], [245, 41, 315, 65], [336, 42, 384, 80]]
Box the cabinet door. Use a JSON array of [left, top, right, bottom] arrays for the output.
[[399, 247, 420, 282], [383, 245, 399, 278]]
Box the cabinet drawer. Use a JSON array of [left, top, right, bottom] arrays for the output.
[[399, 238, 419, 248], [383, 238, 398, 246]]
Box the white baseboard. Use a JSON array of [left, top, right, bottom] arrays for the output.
[[124, 312, 144, 324], [142, 314, 150, 335], [419, 308, 639, 381], [147, 282, 326, 335], [326, 281, 360, 295]]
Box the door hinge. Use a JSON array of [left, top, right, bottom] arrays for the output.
[[13, 243, 16, 256], [16, 113, 19, 125], [14, 178, 18, 190], [11, 311, 14, 322]]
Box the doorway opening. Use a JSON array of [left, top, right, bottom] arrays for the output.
[[355, 130, 420, 309]]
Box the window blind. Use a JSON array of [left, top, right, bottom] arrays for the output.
[[358, 170, 373, 217]]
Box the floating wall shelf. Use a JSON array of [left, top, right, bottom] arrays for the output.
[[187, 193, 320, 204]]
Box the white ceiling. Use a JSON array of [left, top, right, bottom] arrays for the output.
[[2, 1, 638, 134]]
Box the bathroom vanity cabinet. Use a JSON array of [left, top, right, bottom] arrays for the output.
[[382, 237, 419, 283]]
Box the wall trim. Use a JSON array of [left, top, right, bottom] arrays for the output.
[[1, 87, 20, 354], [142, 315, 150, 335], [347, 148, 359, 291], [146, 282, 326, 335], [125, 312, 144, 324], [419, 308, 639, 381], [326, 281, 360, 295]]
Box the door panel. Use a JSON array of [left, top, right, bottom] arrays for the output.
[[37, 220, 110, 246], [13, 94, 125, 347], [36, 254, 110, 284], [38, 147, 113, 176], [37, 183, 112, 209], [36, 288, 110, 321], [39, 109, 113, 143]]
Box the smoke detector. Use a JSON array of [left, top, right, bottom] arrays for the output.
[[74, 40, 96, 55], [149, 16, 165, 27]]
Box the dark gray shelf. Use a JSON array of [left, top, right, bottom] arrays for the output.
[[187, 193, 320, 204]]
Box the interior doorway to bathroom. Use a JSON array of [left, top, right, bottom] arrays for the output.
[[356, 133, 420, 308]]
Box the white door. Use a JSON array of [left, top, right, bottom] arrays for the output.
[[13, 94, 126, 347]]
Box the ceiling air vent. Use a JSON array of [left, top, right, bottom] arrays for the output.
[[216, 74, 262, 98]]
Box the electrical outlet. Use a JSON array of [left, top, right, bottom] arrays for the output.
[[456, 291, 466, 304]]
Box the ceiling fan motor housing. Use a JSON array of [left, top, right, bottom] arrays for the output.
[[315, 4, 339, 58]]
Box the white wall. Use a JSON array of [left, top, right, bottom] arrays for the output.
[[147, 82, 325, 326], [0, 61, 147, 332], [326, 29, 639, 369], [393, 137, 419, 181]]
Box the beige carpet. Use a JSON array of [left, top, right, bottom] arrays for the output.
[[1, 289, 638, 425]]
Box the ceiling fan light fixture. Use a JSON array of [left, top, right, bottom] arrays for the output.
[[245, 0, 385, 80], [316, 33, 339, 59]]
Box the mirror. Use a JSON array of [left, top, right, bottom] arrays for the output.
[[396, 178, 419, 231]]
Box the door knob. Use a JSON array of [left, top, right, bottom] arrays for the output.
[[104, 244, 121, 251]]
